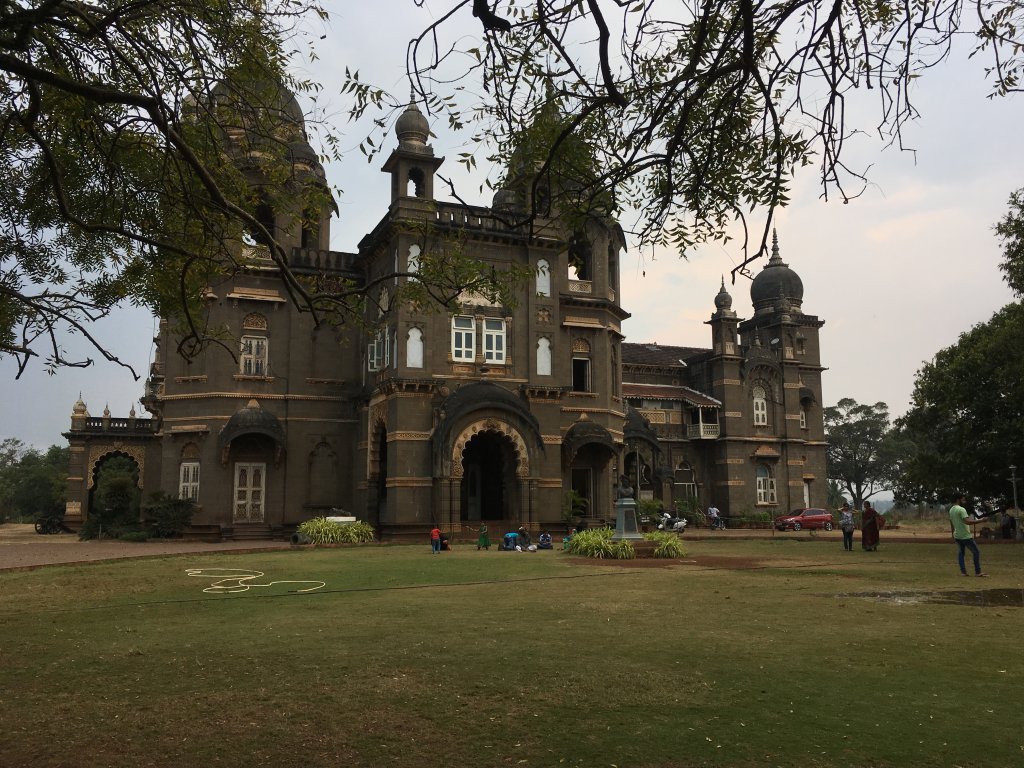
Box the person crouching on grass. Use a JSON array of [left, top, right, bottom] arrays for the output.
[[949, 494, 987, 577]]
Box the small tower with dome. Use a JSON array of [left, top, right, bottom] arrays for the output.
[[381, 100, 445, 203]]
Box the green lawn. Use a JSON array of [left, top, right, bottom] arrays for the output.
[[2, 540, 1022, 767]]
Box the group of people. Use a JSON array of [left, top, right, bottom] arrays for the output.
[[429, 523, 555, 553], [837, 501, 883, 551], [839, 495, 1012, 576]]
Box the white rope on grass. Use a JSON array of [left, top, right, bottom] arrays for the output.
[[186, 567, 326, 594]]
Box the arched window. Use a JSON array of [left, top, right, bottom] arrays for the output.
[[536, 259, 551, 297], [407, 244, 421, 277], [536, 337, 551, 376], [756, 464, 777, 505], [407, 167, 425, 197], [799, 405, 807, 429], [752, 385, 768, 426], [407, 327, 424, 368]]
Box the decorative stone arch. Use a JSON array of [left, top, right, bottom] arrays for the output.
[[87, 444, 145, 489], [242, 312, 267, 331], [451, 418, 530, 478], [572, 337, 591, 354]]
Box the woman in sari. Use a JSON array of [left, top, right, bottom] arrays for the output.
[[861, 501, 881, 551], [475, 522, 491, 550]]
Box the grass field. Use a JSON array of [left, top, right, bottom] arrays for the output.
[[2, 539, 1022, 767]]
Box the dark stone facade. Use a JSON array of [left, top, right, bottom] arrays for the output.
[[64, 94, 826, 538]]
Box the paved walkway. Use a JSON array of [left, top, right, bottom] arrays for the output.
[[1, 522, 967, 572], [0, 524, 290, 571]]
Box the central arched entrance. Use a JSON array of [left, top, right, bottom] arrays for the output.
[[460, 430, 519, 521]]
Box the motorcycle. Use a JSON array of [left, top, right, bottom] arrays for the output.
[[656, 512, 688, 533]]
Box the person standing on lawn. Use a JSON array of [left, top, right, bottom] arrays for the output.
[[949, 494, 987, 576], [839, 502, 855, 551], [861, 501, 881, 551], [475, 522, 491, 550], [430, 526, 442, 554]]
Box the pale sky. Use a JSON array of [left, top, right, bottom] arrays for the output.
[[2, 4, 1021, 450]]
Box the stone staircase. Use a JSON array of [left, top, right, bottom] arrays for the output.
[[226, 523, 276, 542]]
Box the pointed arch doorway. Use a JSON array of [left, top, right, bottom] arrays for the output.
[[459, 430, 519, 522]]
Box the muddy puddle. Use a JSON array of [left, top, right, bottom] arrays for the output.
[[840, 588, 1024, 607]]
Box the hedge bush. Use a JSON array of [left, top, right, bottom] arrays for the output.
[[566, 527, 636, 559], [643, 531, 686, 558], [297, 517, 375, 544]]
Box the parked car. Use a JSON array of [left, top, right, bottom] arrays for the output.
[[774, 508, 834, 531]]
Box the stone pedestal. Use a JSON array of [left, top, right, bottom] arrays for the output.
[[612, 498, 643, 540]]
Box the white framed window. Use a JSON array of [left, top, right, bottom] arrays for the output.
[[483, 318, 506, 363], [752, 385, 768, 426], [240, 336, 268, 376], [368, 329, 390, 372], [233, 462, 265, 523], [452, 315, 475, 361], [756, 465, 777, 505], [178, 462, 200, 501], [799, 406, 807, 429]]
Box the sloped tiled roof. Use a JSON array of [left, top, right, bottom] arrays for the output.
[[622, 382, 721, 408], [622, 342, 709, 367]]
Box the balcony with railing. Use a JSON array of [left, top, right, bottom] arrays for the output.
[[686, 423, 720, 439]]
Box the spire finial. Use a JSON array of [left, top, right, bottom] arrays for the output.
[[770, 229, 781, 263]]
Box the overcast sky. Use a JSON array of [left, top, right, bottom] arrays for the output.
[[2, 4, 1022, 450]]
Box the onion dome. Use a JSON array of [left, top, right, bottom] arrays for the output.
[[395, 101, 430, 147], [713, 276, 735, 315], [492, 187, 519, 212], [72, 395, 87, 416], [750, 230, 803, 315]]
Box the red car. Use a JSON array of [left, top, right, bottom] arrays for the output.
[[774, 508, 834, 531]]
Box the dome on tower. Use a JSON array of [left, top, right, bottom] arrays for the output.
[[750, 231, 803, 314], [395, 101, 430, 147], [714, 277, 734, 313]]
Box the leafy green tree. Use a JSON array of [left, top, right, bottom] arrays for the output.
[[995, 188, 1024, 297], [0, 443, 68, 522], [894, 302, 1024, 505], [0, 437, 28, 515], [824, 398, 906, 509]]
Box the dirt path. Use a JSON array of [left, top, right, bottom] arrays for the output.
[[0, 524, 289, 572]]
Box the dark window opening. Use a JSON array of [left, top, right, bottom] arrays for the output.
[[407, 167, 425, 197], [572, 357, 591, 392]]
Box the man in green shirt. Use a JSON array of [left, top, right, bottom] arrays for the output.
[[949, 494, 987, 577]]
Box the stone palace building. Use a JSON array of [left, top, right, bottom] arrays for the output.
[[63, 84, 827, 539]]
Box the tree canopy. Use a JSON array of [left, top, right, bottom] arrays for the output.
[[4, 1, 1024, 375], [0, 0, 336, 375], [0, 438, 68, 521], [995, 187, 1024, 296], [824, 398, 906, 509], [895, 188, 1024, 506], [894, 301, 1024, 506], [384, 0, 1024, 273]]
